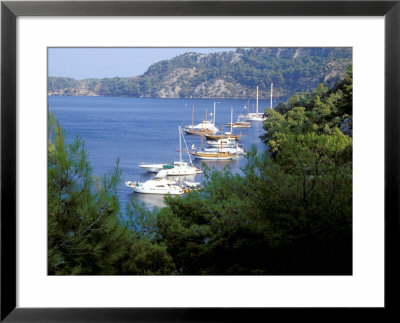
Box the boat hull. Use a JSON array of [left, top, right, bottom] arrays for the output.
[[155, 167, 200, 178], [240, 113, 266, 122], [204, 147, 245, 155], [244, 117, 265, 122], [225, 122, 251, 128], [183, 129, 214, 136], [139, 164, 165, 173], [205, 135, 241, 141], [132, 187, 184, 195], [190, 152, 235, 160]]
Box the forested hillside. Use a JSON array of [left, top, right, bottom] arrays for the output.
[[48, 47, 352, 99]]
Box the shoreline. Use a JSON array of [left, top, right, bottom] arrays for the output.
[[48, 94, 284, 101]]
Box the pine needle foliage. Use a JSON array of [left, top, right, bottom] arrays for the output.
[[154, 65, 353, 275], [48, 114, 173, 275]]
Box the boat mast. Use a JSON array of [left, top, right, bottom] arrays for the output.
[[179, 126, 182, 162], [256, 85, 259, 115], [213, 102, 216, 125], [230, 108, 233, 133], [192, 105, 194, 127], [270, 83, 273, 109], [181, 128, 194, 166]]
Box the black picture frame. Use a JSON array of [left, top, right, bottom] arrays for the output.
[[1, 0, 399, 321]]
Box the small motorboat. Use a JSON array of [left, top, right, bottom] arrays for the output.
[[206, 137, 237, 148], [125, 178, 184, 195]]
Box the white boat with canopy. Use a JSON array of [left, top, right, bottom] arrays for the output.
[[125, 178, 184, 195], [206, 137, 237, 148]]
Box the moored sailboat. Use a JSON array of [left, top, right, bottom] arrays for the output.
[[155, 126, 202, 178], [190, 134, 238, 160], [206, 108, 243, 140], [190, 150, 236, 160], [226, 107, 251, 128], [184, 104, 219, 134], [239, 85, 267, 122]]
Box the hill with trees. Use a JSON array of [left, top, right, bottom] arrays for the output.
[[48, 47, 352, 99]]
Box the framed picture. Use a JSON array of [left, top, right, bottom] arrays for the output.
[[1, 0, 398, 321]]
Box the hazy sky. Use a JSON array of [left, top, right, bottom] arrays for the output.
[[48, 48, 236, 79]]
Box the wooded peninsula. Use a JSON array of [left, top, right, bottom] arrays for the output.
[[48, 47, 351, 99]]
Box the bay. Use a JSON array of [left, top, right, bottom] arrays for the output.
[[48, 96, 271, 210]]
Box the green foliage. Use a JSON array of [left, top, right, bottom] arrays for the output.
[[48, 77, 80, 94], [155, 135, 352, 274], [48, 115, 173, 275], [262, 64, 353, 151], [150, 68, 353, 275]]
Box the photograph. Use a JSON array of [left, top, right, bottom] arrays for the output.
[[47, 47, 353, 276]]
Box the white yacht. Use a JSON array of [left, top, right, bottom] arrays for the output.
[[206, 137, 237, 148], [125, 178, 184, 195], [155, 161, 202, 178]]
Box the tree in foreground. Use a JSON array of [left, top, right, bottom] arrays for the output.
[[156, 134, 352, 275], [48, 114, 173, 275], [155, 70, 353, 275]]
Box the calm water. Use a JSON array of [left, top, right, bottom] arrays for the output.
[[48, 96, 271, 210]]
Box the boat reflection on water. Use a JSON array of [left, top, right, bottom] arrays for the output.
[[133, 193, 168, 209], [193, 158, 239, 170]]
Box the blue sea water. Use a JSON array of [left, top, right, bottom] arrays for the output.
[[48, 96, 271, 210]]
